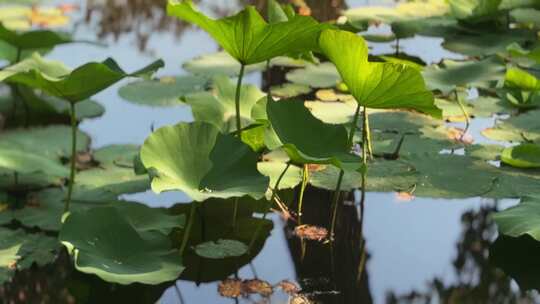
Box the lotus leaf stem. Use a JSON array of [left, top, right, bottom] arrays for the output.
[[455, 89, 470, 141], [64, 102, 77, 213], [235, 64, 246, 137], [232, 197, 239, 230], [179, 202, 197, 256]]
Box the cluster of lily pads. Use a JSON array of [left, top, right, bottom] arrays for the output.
[[0, 0, 539, 295]]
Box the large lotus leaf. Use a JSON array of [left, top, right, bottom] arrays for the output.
[[170, 200, 272, 283], [391, 16, 459, 39], [0, 125, 90, 159], [59, 207, 184, 285], [141, 122, 269, 201], [0, 228, 58, 284], [0, 148, 68, 177], [442, 29, 535, 57], [92, 144, 140, 167], [490, 235, 540, 291], [266, 99, 361, 169], [481, 110, 540, 143], [511, 8, 540, 27], [507, 43, 540, 65], [488, 166, 540, 198], [422, 57, 505, 94], [465, 144, 504, 160], [493, 196, 540, 240], [372, 128, 460, 157], [182, 76, 265, 132], [344, 0, 449, 28], [370, 110, 443, 133], [182, 52, 265, 76], [167, 0, 329, 65], [271, 83, 312, 98], [319, 30, 440, 117], [0, 23, 73, 51], [501, 143, 540, 168], [0, 53, 164, 102], [118, 75, 208, 107], [1, 91, 105, 127], [285, 62, 340, 88]]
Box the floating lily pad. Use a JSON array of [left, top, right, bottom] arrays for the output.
[[270, 83, 311, 98], [0, 148, 69, 177], [493, 196, 540, 240], [141, 122, 269, 201], [59, 206, 184, 285], [442, 29, 535, 57], [0, 228, 58, 284], [304, 99, 357, 124], [286, 62, 340, 88], [481, 110, 540, 143], [423, 57, 505, 94], [194, 239, 248, 259], [118, 75, 208, 107], [501, 143, 540, 168], [182, 52, 265, 76], [257, 161, 303, 190]]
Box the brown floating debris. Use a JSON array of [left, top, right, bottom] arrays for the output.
[[278, 280, 300, 295], [294, 225, 328, 241], [243, 279, 273, 297], [218, 278, 243, 298]]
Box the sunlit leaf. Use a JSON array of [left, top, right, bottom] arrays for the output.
[[501, 143, 540, 168], [319, 29, 440, 117]]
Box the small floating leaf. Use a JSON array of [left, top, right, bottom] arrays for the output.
[[194, 239, 248, 259], [501, 143, 540, 168]]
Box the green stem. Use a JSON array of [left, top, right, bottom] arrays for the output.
[[179, 202, 197, 256], [298, 164, 309, 224], [330, 103, 362, 239], [247, 163, 291, 252], [13, 171, 18, 186], [455, 89, 470, 141], [362, 107, 372, 162], [64, 103, 77, 213], [235, 64, 246, 137], [232, 197, 239, 230]]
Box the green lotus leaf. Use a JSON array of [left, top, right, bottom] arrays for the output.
[[257, 161, 303, 190], [194, 239, 248, 259], [0, 228, 58, 284], [93, 144, 140, 168], [319, 29, 440, 118], [505, 67, 540, 91], [0, 23, 73, 51], [304, 99, 358, 125], [140, 122, 269, 201], [285, 62, 340, 88], [507, 43, 540, 65], [0, 88, 105, 126], [118, 75, 208, 107], [0, 148, 69, 177], [182, 76, 265, 132], [511, 8, 540, 27], [59, 207, 184, 285], [266, 98, 361, 170], [448, 0, 502, 20], [0, 53, 164, 102], [391, 16, 459, 39], [493, 196, 540, 240], [501, 143, 540, 168], [465, 144, 504, 160], [422, 57, 505, 94], [167, 0, 329, 65], [490, 235, 540, 291]]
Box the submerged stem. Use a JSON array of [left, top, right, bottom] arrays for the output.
[[298, 164, 309, 224], [179, 202, 197, 256], [330, 103, 362, 239], [247, 163, 291, 252], [235, 64, 246, 137], [64, 102, 77, 213]]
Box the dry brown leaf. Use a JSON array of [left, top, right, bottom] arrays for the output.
[[307, 164, 327, 172], [278, 280, 300, 295], [447, 127, 474, 145], [395, 191, 415, 202], [294, 225, 328, 241], [242, 279, 273, 297], [218, 278, 243, 298]]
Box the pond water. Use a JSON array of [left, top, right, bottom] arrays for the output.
[[2, 0, 540, 303]]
